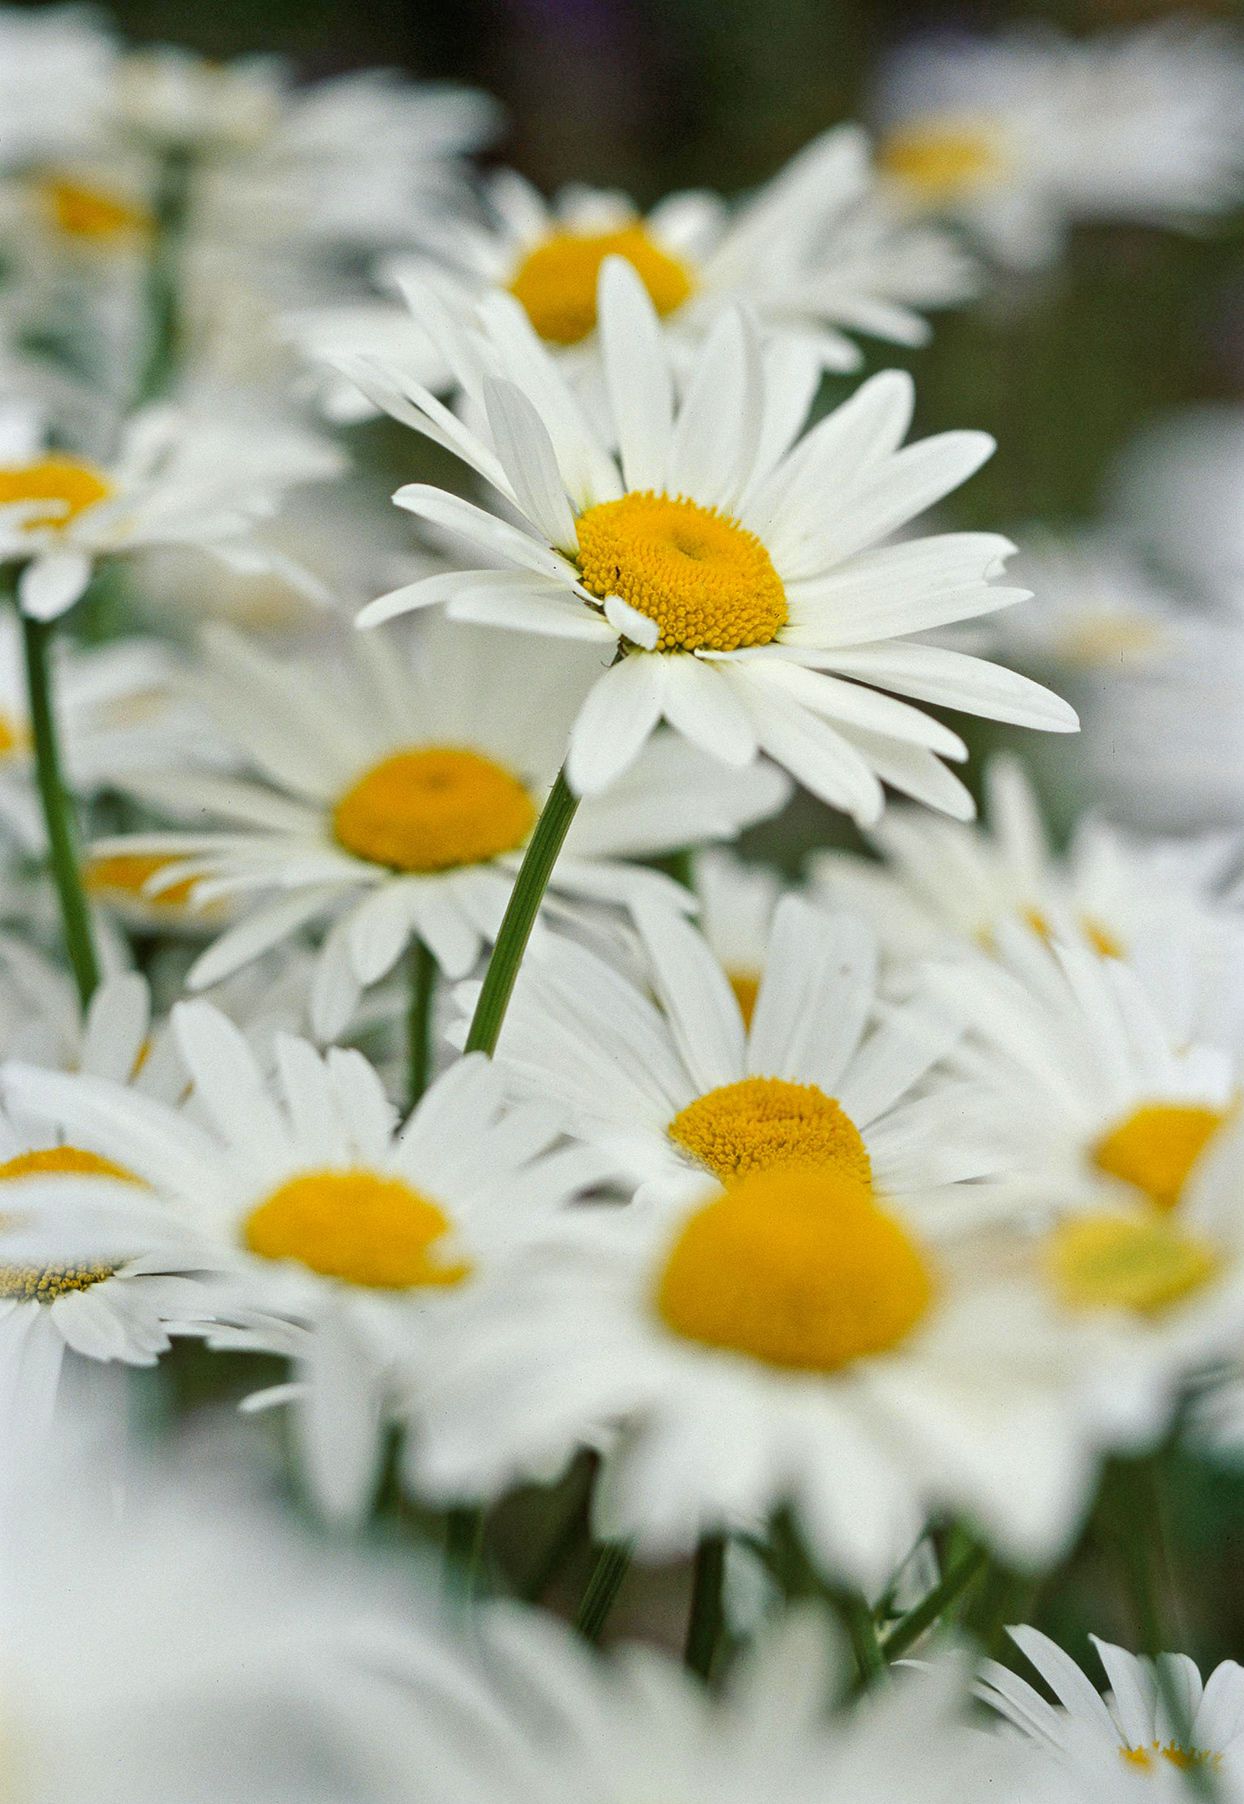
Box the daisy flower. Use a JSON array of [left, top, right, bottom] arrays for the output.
[[979, 1625, 1244, 1797], [0, 615, 216, 849], [1, 1004, 612, 1525], [409, 1156, 1095, 1587], [367, 1603, 1035, 1804], [351, 257, 1075, 810], [98, 618, 790, 1038], [875, 21, 1244, 269], [924, 922, 1239, 1222], [459, 894, 1012, 1216], [293, 124, 974, 414], [810, 755, 1244, 1039], [0, 393, 343, 621]]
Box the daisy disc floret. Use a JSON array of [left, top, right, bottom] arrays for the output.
[[353, 257, 1075, 815]]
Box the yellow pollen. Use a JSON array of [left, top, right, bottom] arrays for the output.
[[0, 710, 27, 758], [332, 746, 536, 874], [1048, 1212, 1221, 1316], [85, 852, 199, 910], [1121, 1743, 1220, 1773], [39, 176, 153, 243], [728, 969, 761, 1030], [1093, 1102, 1229, 1212], [1019, 906, 1123, 960], [242, 1168, 472, 1290], [668, 1075, 871, 1187], [576, 491, 788, 654], [879, 120, 1004, 200], [0, 1146, 142, 1303], [508, 224, 694, 346], [0, 457, 112, 533], [655, 1166, 934, 1372]]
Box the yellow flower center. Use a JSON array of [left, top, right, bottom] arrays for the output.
[[879, 120, 1005, 200], [85, 852, 200, 911], [508, 224, 694, 346], [1092, 1102, 1229, 1212], [242, 1168, 472, 1290], [1048, 1212, 1221, 1316], [0, 710, 27, 758], [38, 176, 153, 243], [1122, 1744, 1220, 1773], [576, 491, 788, 654], [655, 1166, 934, 1372], [332, 746, 536, 874], [0, 457, 112, 533], [728, 969, 761, 1030], [0, 1146, 143, 1303], [668, 1075, 871, 1187]]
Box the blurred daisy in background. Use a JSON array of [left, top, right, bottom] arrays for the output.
[[1108, 403, 1244, 614], [925, 923, 1240, 1222], [2, 1007, 610, 1525], [875, 20, 1244, 269], [0, 7, 115, 172], [0, 393, 342, 619], [459, 896, 1006, 1216], [293, 124, 974, 418], [353, 259, 1074, 811], [692, 850, 785, 1028], [100, 619, 789, 1037]]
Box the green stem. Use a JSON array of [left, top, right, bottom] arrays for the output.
[[19, 610, 99, 1008], [405, 938, 437, 1111], [574, 1542, 631, 1644], [881, 1543, 988, 1661], [464, 765, 580, 1056], [684, 1533, 726, 1680], [137, 146, 193, 405], [839, 1593, 887, 1688], [443, 1506, 486, 1604]]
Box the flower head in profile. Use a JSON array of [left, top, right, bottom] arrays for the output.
[[353, 258, 1074, 812], [979, 1626, 1244, 1799], [2, 1005, 610, 1525], [293, 124, 974, 416], [875, 21, 1244, 269], [0, 397, 342, 621], [99, 618, 789, 1037]]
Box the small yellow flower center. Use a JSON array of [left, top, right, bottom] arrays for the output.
[[0, 710, 27, 758], [655, 1167, 934, 1372], [508, 224, 695, 346], [879, 120, 1005, 201], [38, 176, 153, 244], [1060, 616, 1165, 669], [728, 969, 761, 1030], [0, 458, 113, 533], [85, 851, 200, 911], [1048, 1212, 1221, 1317], [1093, 1102, 1229, 1212], [576, 491, 788, 654], [1121, 1743, 1220, 1773], [332, 746, 536, 874], [242, 1168, 472, 1290], [668, 1075, 871, 1187], [0, 1146, 143, 1302]]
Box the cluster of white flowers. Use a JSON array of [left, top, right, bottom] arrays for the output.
[[1, 6, 1244, 1799]]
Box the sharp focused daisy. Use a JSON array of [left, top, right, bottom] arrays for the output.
[[293, 124, 974, 413], [811, 756, 1244, 1035], [350, 258, 1075, 810], [367, 1603, 1036, 1804], [875, 21, 1244, 269], [97, 618, 790, 1037], [979, 1625, 1244, 1797], [0, 394, 342, 620], [925, 923, 1239, 1222], [410, 1157, 1094, 1586], [2, 1004, 612, 1524], [459, 895, 1013, 1217]]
